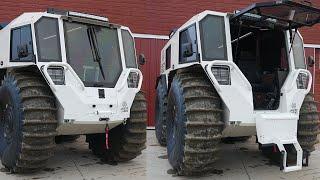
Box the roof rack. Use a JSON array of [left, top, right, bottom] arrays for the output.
[[47, 8, 109, 22]]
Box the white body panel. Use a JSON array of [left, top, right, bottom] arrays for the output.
[[160, 10, 310, 134], [160, 10, 313, 172], [0, 12, 142, 135]]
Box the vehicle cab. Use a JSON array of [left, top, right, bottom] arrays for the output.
[[0, 9, 143, 134]]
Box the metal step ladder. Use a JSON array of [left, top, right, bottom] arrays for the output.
[[256, 113, 303, 172]]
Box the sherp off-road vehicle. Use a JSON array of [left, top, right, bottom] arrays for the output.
[[155, 0, 320, 175], [0, 9, 147, 173]]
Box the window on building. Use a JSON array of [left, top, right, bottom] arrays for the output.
[[165, 45, 171, 69], [179, 24, 198, 63], [10, 25, 34, 61], [35, 17, 61, 62]]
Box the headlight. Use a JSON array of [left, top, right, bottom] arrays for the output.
[[47, 67, 65, 85], [211, 66, 230, 85], [296, 72, 309, 89], [127, 72, 140, 88]]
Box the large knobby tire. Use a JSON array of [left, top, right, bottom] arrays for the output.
[[87, 91, 147, 162], [155, 81, 167, 146], [0, 70, 57, 173], [297, 93, 320, 152], [166, 70, 224, 175]]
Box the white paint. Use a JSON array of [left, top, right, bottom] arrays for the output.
[[159, 10, 314, 172], [0, 12, 142, 135], [305, 44, 320, 48]]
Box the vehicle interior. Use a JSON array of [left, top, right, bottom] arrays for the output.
[[230, 23, 289, 110], [228, 0, 320, 110]]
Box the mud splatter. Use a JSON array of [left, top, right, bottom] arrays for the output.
[[80, 163, 96, 167], [97, 160, 118, 166], [211, 169, 223, 175], [158, 154, 168, 159], [0, 167, 8, 172], [248, 164, 264, 168], [167, 169, 176, 175], [149, 144, 160, 146], [239, 147, 249, 151], [43, 168, 55, 172], [32, 177, 50, 180]]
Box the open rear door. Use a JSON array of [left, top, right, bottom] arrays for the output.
[[231, 0, 320, 29]]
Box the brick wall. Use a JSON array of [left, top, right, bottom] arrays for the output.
[[0, 0, 319, 43], [306, 48, 320, 109]]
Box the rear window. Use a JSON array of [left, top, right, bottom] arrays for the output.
[[165, 46, 171, 69], [35, 17, 61, 62]]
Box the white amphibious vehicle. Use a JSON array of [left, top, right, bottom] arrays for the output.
[[0, 9, 147, 173], [155, 0, 320, 175]]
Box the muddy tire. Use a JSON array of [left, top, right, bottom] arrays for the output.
[[297, 93, 320, 152], [87, 91, 147, 162], [166, 70, 224, 175], [155, 80, 167, 146], [0, 70, 57, 173]]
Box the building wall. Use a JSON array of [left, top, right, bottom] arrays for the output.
[[306, 47, 320, 110], [0, 0, 319, 44], [135, 38, 167, 126], [0, 0, 319, 126]]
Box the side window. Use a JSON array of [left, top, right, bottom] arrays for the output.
[[179, 24, 197, 63], [35, 17, 61, 62], [10, 25, 34, 61], [165, 46, 171, 69], [292, 32, 306, 69], [121, 30, 137, 68]]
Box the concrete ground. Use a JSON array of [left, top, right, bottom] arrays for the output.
[[0, 130, 320, 180]]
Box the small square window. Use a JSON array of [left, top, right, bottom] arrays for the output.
[[179, 24, 198, 63], [10, 25, 34, 62], [165, 46, 171, 69]]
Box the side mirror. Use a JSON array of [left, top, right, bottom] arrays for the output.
[[182, 42, 194, 57], [138, 53, 146, 66], [17, 44, 29, 58], [307, 56, 315, 67]]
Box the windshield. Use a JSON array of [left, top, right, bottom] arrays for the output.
[[199, 15, 227, 61], [64, 21, 122, 87]]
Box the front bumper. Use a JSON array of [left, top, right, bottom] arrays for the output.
[[40, 62, 142, 134]]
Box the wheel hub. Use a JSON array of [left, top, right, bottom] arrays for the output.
[[1, 94, 14, 144]]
